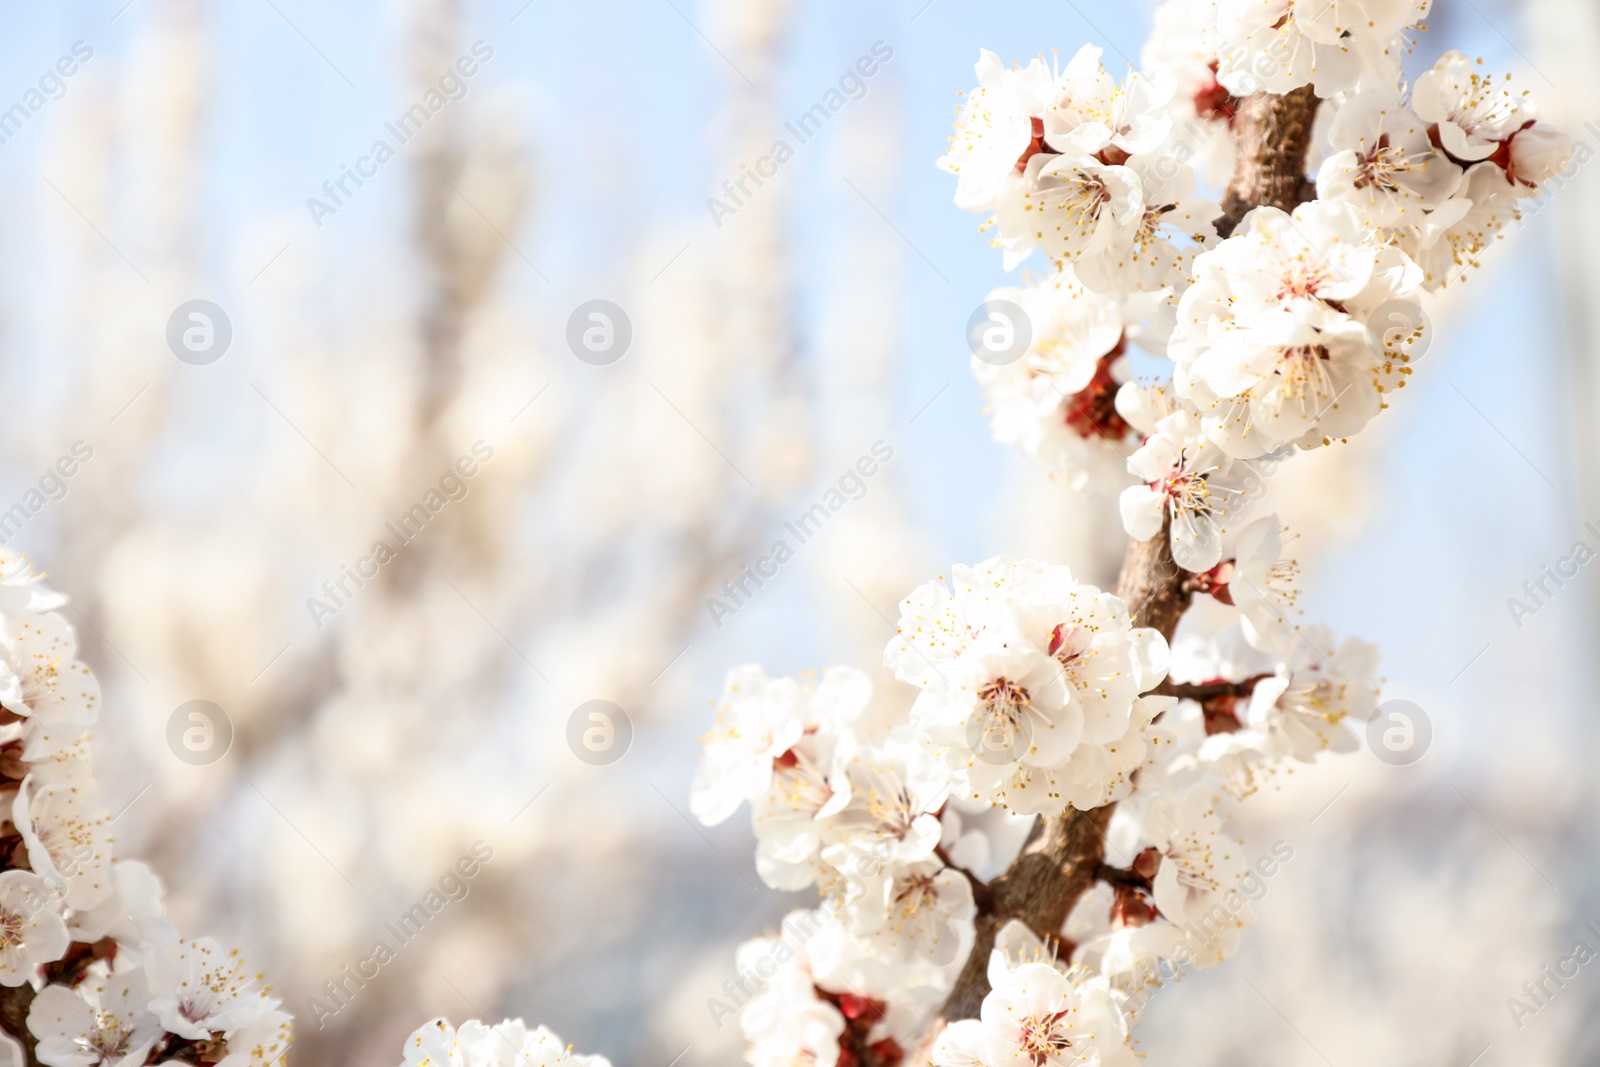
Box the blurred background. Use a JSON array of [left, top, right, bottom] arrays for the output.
[[0, 0, 1594, 1063]]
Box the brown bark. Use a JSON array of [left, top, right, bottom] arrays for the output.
[[1218, 85, 1321, 237], [0, 986, 33, 1065], [915, 83, 1323, 1060], [1110, 517, 1191, 636], [937, 804, 1119, 1023], [1154, 677, 1266, 702]]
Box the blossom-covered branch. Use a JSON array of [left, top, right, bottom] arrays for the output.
[[0, 552, 291, 1067], [680, 3, 1573, 1066]]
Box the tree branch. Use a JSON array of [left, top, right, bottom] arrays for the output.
[[921, 514, 1191, 1039], [1217, 85, 1321, 237], [917, 81, 1323, 1057], [936, 803, 1118, 1024], [0, 985, 38, 1066], [1154, 677, 1268, 702]]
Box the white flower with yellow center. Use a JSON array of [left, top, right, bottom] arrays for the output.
[[27, 972, 160, 1067], [1121, 413, 1262, 572], [0, 611, 100, 761], [15, 759, 115, 911], [835, 859, 976, 969], [1041, 48, 1173, 160], [1316, 89, 1462, 226], [933, 959, 1135, 1067], [1145, 783, 1253, 954], [1212, 0, 1428, 98], [1171, 200, 1423, 455], [1412, 50, 1537, 164], [819, 731, 948, 878], [998, 151, 1144, 272], [1406, 162, 1520, 289], [939, 50, 1059, 217], [1074, 155, 1220, 297], [1245, 625, 1379, 761], [144, 936, 280, 1042], [0, 870, 68, 986], [750, 727, 857, 892]]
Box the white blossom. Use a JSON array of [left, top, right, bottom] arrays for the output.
[[748, 721, 859, 892], [943, 45, 1218, 287], [1120, 411, 1263, 571], [733, 922, 851, 1067], [804, 908, 956, 1034], [1040, 49, 1173, 160], [1315, 89, 1463, 226], [1220, 514, 1301, 653], [691, 666, 867, 829], [1412, 50, 1542, 165], [1064, 880, 1195, 993], [1144, 783, 1253, 959], [971, 269, 1134, 488], [1170, 200, 1425, 456], [939, 50, 1060, 218], [833, 860, 976, 968], [1073, 155, 1220, 297], [144, 936, 280, 1043], [820, 731, 948, 877], [888, 557, 1169, 814], [1141, 0, 1240, 186], [15, 760, 115, 911], [398, 1018, 611, 1067], [1001, 151, 1145, 272], [1405, 161, 1521, 289], [28, 973, 161, 1067], [1211, 0, 1429, 98], [931, 959, 1135, 1067], [987, 918, 1070, 980], [1244, 625, 1380, 760], [0, 552, 66, 617], [0, 870, 68, 986], [67, 861, 169, 953], [717, 7, 1575, 1065], [0, 611, 100, 761], [214, 1009, 293, 1067]]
